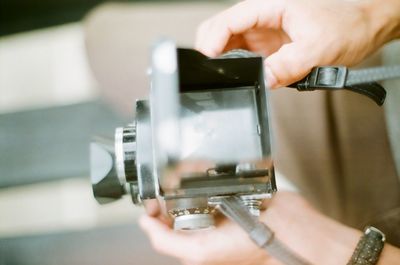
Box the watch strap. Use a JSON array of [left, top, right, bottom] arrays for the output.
[[347, 226, 386, 265]]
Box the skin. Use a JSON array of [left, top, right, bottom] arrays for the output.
[[139, 192, 362, 265], [140, 0, 400, 264], [195, 0, 400, 88], [140, 192, 400, 265]]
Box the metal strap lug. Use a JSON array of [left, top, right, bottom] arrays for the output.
[[303, 66, 348, 90]]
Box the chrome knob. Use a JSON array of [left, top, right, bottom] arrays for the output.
[[115, 124, 138, 184]]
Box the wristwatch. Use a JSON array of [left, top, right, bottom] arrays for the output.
[[347, 226, 386, 265]]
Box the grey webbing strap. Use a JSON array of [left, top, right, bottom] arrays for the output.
[[347, 65, 400, 85], [290, 65, 400, 106], [217, 196, 310, 265]]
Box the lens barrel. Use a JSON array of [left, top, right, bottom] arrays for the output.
[[90, 124, 139, 204]]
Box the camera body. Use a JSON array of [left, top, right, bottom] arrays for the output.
[[90, 40, 276, 230]]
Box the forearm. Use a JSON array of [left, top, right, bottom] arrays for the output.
[[361, 0, 400, 46], [265, 192, 400, 265], [305, 215, 400, 265], [378, 243, 400, 265], [311, 219, 400, 265]]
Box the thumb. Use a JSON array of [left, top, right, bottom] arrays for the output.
[[264, 42, 316, 89]]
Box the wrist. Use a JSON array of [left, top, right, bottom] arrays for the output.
[[377, 243, 400, 265], [263, 192, 362, 265], [360, 0, 400, 45], [308, 216, 362, 265]]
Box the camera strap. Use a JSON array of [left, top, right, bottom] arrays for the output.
[[289, 65, 400, 106], [216, 196, 311, 265]]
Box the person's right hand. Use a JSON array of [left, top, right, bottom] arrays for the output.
[[195, 0, 400, 88]]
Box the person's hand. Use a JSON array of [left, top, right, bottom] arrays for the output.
[[139, 192, 362, 265], [195, 0, 400, 88]]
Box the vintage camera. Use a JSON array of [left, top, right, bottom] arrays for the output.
[[90, 40, 276, 230]]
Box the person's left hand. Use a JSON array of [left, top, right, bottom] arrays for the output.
[[139, 192, 362, 265]]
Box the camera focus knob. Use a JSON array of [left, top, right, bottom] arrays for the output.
[[115, 124, 138, 184]]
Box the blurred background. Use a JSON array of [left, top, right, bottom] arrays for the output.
[[0, 1, 236, 264]]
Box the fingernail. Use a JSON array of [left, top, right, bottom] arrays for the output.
[[264, 66, 278, 89]]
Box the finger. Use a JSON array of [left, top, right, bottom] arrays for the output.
[[260, 197, 273, 210], [196, 1, 259, 56], [245, 29, 291, 56], [196, 0, 284, 57], [264, 42, 316, 88], [143, 199, 160, 217], [138, 215, 204, 259], [195, 18, 212, 53], [222, 34, 248, 53], [142, 200, 174, 226]]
